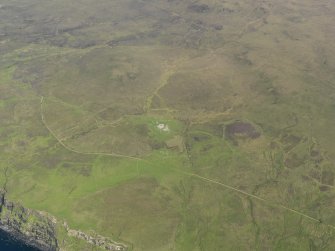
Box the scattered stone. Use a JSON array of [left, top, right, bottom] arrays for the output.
[[157, 123, 170, 132], [65, 223, 127, 251]]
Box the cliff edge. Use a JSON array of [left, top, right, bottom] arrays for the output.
[[0, 191, 58, 250]]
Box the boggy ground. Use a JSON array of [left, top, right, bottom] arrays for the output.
[[1, 0, 335, 250]]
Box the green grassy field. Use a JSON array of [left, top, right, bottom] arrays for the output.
[[1, 0, 335, 250]]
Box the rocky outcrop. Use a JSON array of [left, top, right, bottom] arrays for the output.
[[0, 191, 128, 251], [0, 190, 128, 251], [0, 191, 58, 251], [64, 222, 127, 251]]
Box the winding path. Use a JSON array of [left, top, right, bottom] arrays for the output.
[[40, 96, 143, 161], [40, 96, 335, 231]]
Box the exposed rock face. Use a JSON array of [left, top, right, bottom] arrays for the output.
[[0, 191, 128, 251], [64, 222, 127, 251], [0, 192, 58, 251]]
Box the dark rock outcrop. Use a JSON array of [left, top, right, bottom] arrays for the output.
[[0, 191, 58, 251], [0, 191, 128, 251]]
